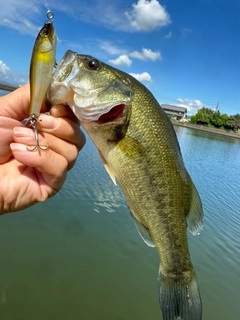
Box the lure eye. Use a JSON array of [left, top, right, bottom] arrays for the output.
[[41, 27, 50, 36], [86, 59, 99, 70]]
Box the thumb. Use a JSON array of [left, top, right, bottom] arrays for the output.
[[0, 84, 30, 120]]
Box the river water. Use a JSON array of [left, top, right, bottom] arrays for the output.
[[0, 125, 239, 320]]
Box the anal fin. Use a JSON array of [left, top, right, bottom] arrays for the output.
[[187, 177, 204, 236]]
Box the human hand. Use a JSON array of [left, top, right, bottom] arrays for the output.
[[0, 84, 85, 213]]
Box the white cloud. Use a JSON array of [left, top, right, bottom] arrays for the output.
[[125, 0, 171, 32], [108, 55, 132, 67], [129, 48, 162, 61], [164, 31, 172, 38], [129, 72, 152, 82], [176, 98, 205, 116], [0, 60, 27, 86], [0, 61, 10, 74], [0, 1, 171, 34], [98, 40, 126, 55], [61, 0, 171, 32]]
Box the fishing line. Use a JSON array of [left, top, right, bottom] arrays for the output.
[[0, 3, 38, 33]]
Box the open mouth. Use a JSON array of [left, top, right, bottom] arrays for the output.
[[97, 104, 125, 123]]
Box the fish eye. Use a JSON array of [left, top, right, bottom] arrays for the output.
[[86, 59, 99, 70], [41, 27, 50, 36]]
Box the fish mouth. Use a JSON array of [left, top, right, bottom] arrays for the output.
[[97, 104, 125, 123], [48, 50, 133, 123]]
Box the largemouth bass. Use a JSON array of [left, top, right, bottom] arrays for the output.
[[47, 50, 204, 320], [29, 21, 56, 116]]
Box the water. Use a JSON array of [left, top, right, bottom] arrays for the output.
[[0, 126, 239, 320]]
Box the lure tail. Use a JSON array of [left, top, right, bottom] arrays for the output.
[[158, 268, 202, 320]]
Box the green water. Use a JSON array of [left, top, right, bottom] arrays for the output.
[[0, 126, 239, 319]]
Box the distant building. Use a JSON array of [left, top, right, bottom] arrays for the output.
[[161, 104, 187, 121]]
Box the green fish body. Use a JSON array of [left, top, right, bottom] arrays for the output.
[[47, 50, 203, 320]]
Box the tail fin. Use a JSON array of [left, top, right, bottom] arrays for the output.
[[158, 269, 202, 320]]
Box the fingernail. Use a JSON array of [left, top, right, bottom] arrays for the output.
[[38, 114, 59, 130], [14, 127, 34, 137], [10, 143, 26, 151]]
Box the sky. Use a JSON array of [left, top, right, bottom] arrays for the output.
[[0, 0, 240, 116]]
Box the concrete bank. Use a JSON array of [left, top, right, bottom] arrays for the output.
[[0, 82, 19, 92], [171, 120, 240, 140]]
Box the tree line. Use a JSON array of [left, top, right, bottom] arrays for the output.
[[190, 107, 240, 132]]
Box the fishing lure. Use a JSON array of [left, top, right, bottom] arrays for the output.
[[27, 9, 57, 151]]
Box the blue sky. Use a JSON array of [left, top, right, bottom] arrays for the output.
[[0, 0, 239, 116]]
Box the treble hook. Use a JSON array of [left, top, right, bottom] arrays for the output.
[[26, 115, 49, 152]]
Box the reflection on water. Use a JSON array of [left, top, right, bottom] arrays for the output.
[[0, 129, 239, 319]]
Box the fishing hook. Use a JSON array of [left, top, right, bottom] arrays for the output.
[[26, 115, 49, 152]]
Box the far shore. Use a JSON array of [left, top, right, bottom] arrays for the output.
[[171, 119, 240, 140]]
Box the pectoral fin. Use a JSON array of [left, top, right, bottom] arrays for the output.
[[98, 151, 117, 185], [116, 135, 145, 159], [187, 177, 204, 235], [130, 212, 155, 247]]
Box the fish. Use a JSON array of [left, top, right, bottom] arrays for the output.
[[47, 50, 204, 320], [26, 17, 57, 151], [29, 21, 57, 117]]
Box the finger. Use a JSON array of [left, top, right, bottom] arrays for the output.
[[0, 84, 51, 121], [37, 113, 86, 151], [49, 104, 80, 125], [10, 143, 68, 192], [13, 127, 49, 151], [0, 116, 23, 163], [0, 84, 30, 120], [12, 127, 79, 170]]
